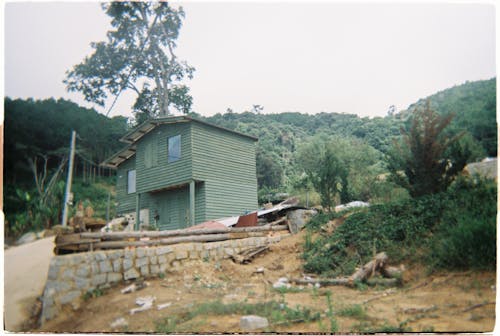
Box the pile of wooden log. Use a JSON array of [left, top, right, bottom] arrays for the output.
[[230, 246, 270, 264], [54, 224, 289, 255], [292, 252, 404, 287]]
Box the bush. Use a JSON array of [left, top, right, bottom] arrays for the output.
[[303, 195, 446, 276], [71, 177, 115, 219], [428, 176, 496, 270], [302, 175, 496, 275]]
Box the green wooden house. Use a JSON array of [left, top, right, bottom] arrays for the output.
[[102, 116, 258, 230]]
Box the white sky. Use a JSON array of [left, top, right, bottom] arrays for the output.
[[3, 1, 497, 119]]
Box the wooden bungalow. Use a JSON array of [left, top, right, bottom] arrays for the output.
[[102, 116, 258, 230]]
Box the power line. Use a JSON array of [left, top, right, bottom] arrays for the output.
[[75, 150, 99, 166]]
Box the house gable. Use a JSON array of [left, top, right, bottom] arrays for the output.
[[191, 122, 258, 219], [135, 122, 192, 193]]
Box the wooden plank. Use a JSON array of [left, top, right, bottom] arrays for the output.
[[55, 233, 83, 244], [94, 233, 231, 249], [56, 239, 100, 247], [231, 246, 269, 264], [80, 224, 288, 240]]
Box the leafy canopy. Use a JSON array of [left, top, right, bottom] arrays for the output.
[[297, 141, 349, 210], [64, 2, 195, 122], [388, 100, 466, 197]]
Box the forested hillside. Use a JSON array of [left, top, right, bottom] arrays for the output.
[[3, 77, 496, 237], [4, 97, 129, 186], [400, 78, 496, 156], [196, 77, 496, 201], [3, 98, 129, 237]]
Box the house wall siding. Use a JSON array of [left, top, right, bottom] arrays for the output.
[[132, 123, 209, 228], [116, 158, 136, 214], [113, 119, 256, 229], [194, 182, 206, 224], [191, 122, 257, 220], [135, 122, 193, 194]]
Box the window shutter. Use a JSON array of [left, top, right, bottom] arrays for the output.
[[145, 143, 152, 168], [152, 138, 158, 166]]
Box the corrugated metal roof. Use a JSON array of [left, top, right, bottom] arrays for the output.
[[257, 203, 297, 217], [102, 115, 257, 168], [120, 116, 258, 144], [100, 144, 136, 169]]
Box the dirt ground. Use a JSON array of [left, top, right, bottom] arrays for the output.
[[38, 231, 496, 333]]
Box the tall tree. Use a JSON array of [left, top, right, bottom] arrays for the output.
[[64, 2, 195, 122], [297, 140, 349, 210], [311, 147, 349, 210], [387, 100, 465, 197]]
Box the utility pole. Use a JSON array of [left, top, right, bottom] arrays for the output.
[[106, 191, 111, 224], [62, 130, 76, 227]]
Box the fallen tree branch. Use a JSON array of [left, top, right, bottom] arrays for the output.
[[268, 216, 287, 226], [380, 265, 404, 279], [349, 252, 388, 282], [366, 278, 399, 287], [291, 278, 351, 286], [292, 252, 402, 288], [231, 245, 269, 264], [362, 289, 398, 304], [462, 301, 495, 313]]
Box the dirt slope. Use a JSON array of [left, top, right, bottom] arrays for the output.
[[38, 231, 496, 333], [4, 236, 55, 331]]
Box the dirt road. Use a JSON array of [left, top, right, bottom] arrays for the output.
[[4, 236, 55, 331]]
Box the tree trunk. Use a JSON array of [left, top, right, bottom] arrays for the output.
[[380, 265, 404, 279], [291, 278, 351, 286], [366, 278, 399, 286], [80, 224, 288, 240], [349, 252, 388, 282]]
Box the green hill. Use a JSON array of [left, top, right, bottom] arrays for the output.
[[399, 78, 496, 156], [3, 77, 496, 236]]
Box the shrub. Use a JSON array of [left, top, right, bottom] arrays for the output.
[[302, 175, 496, 275], [303, 195, 446, 276], [428, 176, 496, 270]]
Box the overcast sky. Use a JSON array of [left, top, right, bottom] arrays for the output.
[[3, 1, 497, 120]]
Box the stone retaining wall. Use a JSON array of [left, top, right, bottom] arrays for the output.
[[40, 234, 288, 324]]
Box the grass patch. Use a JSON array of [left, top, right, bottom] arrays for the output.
[[338, 304, 368, 320], [82, 288, 105, 301], [353, 321, 411, 333], [272, 286, 307, 294], [154, 300, 321, 332], [325, 290, 338, 333]]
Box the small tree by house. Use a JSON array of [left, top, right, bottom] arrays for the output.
[[388, 100, 466, 198]]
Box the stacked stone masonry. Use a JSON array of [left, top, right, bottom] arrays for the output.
[[40, 234, 288, 324]]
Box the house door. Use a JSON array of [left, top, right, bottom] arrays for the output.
[[156, 187, 189, 231]]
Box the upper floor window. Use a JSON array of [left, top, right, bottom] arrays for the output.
[[168, 135, 181, 163], [127, 169, 136, 194]]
